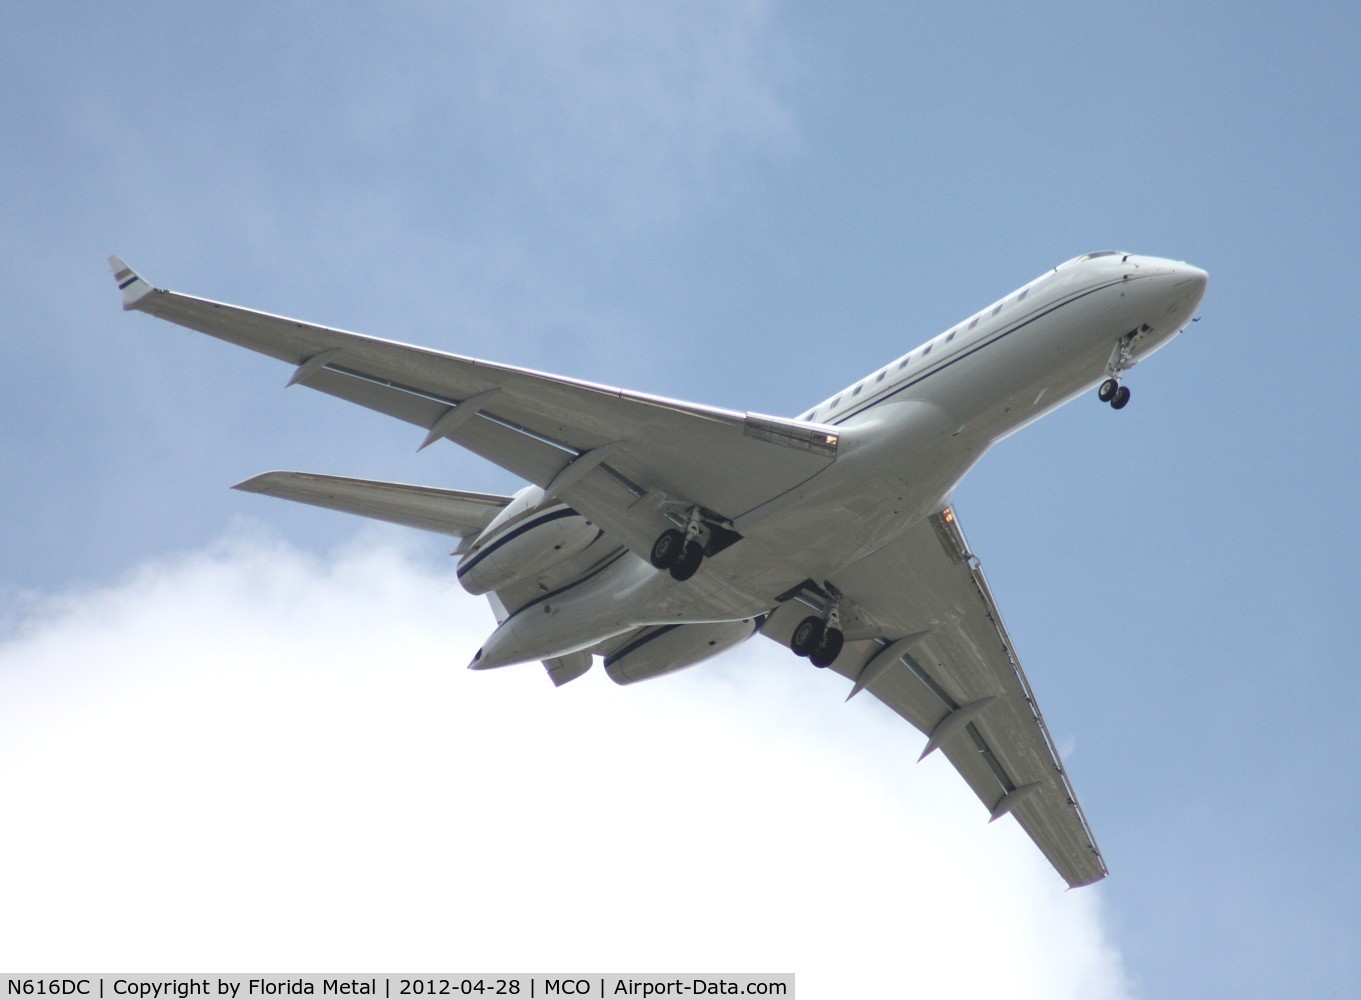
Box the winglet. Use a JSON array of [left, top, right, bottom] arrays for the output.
[[107, 255, 154, 310]]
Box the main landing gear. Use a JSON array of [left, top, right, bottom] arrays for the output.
[[650, 506, 710, 581], [791, 614, 845, 669], [650, 506, 743, 582], [650, 528, 703, 581]]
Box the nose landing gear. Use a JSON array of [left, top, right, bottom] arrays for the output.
[[1098, 378, 1131, 410], [1098, 328, 1144, 410]]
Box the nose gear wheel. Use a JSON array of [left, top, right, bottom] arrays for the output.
[[1098, 378, 1132, 409], [1098, 329, 1143, 410]]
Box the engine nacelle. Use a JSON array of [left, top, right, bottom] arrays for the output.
[[603, 618, 764, 685], [457, 486, 602, 596]]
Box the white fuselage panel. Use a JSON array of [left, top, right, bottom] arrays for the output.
[[471, 254, 1207, 666]]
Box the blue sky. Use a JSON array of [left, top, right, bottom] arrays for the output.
[[3, 3, 1359, 996]]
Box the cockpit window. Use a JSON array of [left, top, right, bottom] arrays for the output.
[[1057, 250, 1128, 269]]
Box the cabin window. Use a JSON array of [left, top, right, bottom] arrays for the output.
[[946, 330, 956, 342], [831, 395, 841, 408], [992, 303, 1003, 316], [969, 316, 979, 329], [875, 370, 886, 382], [922, 344, 932, 356], [853, 383, 863, 396], [899, 357, 910, 369], [1018, 288, 1029, 301]]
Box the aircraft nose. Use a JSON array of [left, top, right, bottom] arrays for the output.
[[1173, 263, 1208, 313], [1152, 261, 1207, 331], [1175, 263, 1209, 295]]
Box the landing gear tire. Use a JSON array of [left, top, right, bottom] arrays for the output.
[[790, 616, 826, 658], [669, 541, 704, 582], [809, 628, 845, 669], [650, 529, 685, 570], [1098, 378, 1118, 403], [1111, 385, 1131, 410]]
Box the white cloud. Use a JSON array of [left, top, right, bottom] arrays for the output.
[[0, 526, 1129, 997]]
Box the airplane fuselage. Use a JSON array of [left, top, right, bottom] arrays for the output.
[[470, 252, 1208, 668]]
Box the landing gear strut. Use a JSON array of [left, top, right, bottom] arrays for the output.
[[650, 506, 713, 582], [1098, 330, 1139, 410]]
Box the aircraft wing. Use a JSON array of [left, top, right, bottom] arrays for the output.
[[770, 506, 1107, 888], [110, 258, 839, 557]]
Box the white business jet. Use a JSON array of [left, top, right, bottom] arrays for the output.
[[109, 250, 1206, 887]]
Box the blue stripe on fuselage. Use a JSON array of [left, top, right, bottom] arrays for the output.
[[456, 506, 581, 579]]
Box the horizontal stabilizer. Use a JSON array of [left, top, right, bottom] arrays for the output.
[[234, 471, 511, 538]]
